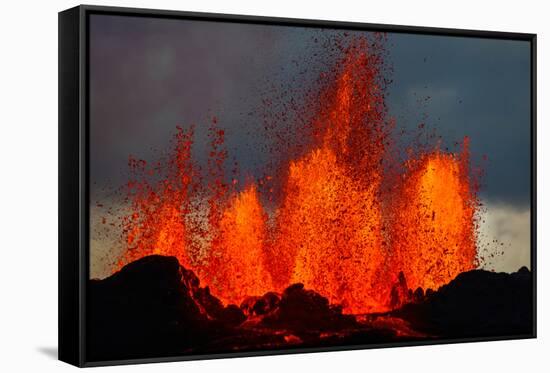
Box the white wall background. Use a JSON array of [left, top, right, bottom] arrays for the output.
[[0, 0, 546, 371]]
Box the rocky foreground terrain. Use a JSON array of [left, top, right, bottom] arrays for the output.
[[87, 255, 533, 362]]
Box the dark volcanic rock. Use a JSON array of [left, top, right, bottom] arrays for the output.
[[193, 285, 246, 326], [389, 271, 412, 308], [90, 255, 204, 319], [219, 304, 248, 326], [87, 255, 532, 361], [87, 255, 244, 361], [391, 267, 533, 338], [261, 283, 357, 337], [241, 292, 281, 317]]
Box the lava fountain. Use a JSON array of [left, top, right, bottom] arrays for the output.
[[387, 139, 478, 293], [272, 41, 389, 313], [119, 126, 197, 270], [207, 184, 273, 304], [112, 35, 480, 314]]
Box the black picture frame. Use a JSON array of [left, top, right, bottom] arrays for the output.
[[59, 4, 537, 367]]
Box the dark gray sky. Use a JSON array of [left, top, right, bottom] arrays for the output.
[[89, 14, 531, 208]]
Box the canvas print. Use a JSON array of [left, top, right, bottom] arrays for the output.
[[87, 14, 533, 362]]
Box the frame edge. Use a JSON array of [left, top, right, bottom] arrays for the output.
[[59, 5, 85, 367], [63, 4, 537, 367]]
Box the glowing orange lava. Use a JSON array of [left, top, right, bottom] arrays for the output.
[[207, 184, 273, 305], [388, 140, 478, 292], [276, 146, 386, 313], [112, 35, 480, 315], [271, 43, 389, 313], [118, 126, 196, 270]]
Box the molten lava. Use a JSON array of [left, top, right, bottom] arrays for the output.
[[276, 146, 386, 313], [112, 35, 480, 315], [119, 126, 196, 270], [388, 140, 478, 292], [207, 184, 273, 305], [272, 44, 390, 313]]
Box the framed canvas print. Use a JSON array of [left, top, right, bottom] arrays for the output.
[[59, 5, 537, 367]]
